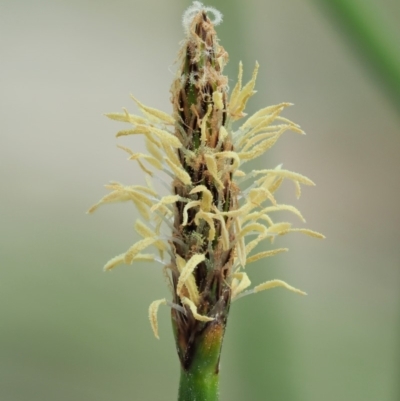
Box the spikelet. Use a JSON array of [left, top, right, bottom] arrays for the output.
[[90, 2, 323, 349]]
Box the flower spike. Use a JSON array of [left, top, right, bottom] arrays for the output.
[[90, 3, 323, 397]]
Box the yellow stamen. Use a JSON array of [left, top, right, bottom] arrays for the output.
[[148, 298, 167, 339], [181, 297, 214, 322]]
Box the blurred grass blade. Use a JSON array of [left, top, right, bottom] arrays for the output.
[[313, 0, 400, 109]]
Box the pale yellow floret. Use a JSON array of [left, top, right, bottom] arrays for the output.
[[103, 253, 125, 271], [248, 187, 277, 207], [245, 232, 270, 255], [214, 151, 240, 171], [145, 136, 163, 161], [265, 205, 305, 222], [116, 127, 149, 138], [253, 169, 315, 186], [241, 211, 270, 225], [257, 164, 282, 188], [144, 131, 163, 147], [135, 253, 156, 263], [234, 218, 246, 267], [176, 255, 200, 304], [231, 277, 239, 293], [132, 198, 151, 220], [87, 190, 132, 214], [240, 102, 293, 131], [275, 116, 304, 130], [294, 180, 302, 199], [124, 237, 159, 264], [116, 144, 134, 156], [181, 296, 215, 322], [151, 195, 182, 212], [103, 180, 128, 187], [221, 188, 275, 220], [132, 253, 156, 262], [192, 209, 229, 249], [237, 222, 267, 239], [278, 228, 326, 239], [212, 91, 224, 110], [105, 109, 147, 125], [219, 200, 254, 219], [233, 170, 246, 177], [162, 143, 181, 168], [211, 207, 230, 250], [242, 204, 306, 224], [130, 94, 175, 125], [129, 153, 163, 170], [134, 220, 167, 258], [237, 60, 259, 102], [246, 248, 288, 265], [194, 210, 216, 241], [105, 183, 157, 197], [87, 184, 155, 214], [190, 185, 213, 212], [254, 279, 307, 296], [268, 176, 284, 194], [231, 272, 251, 299], [201, 104, 213, 144], [267, 222, 292, 235], [145, 126, 182, 148], [153, 213, 165, 235], [145, 175, 155, 191], [137, 160, 153, 176], [134, 219, 155, 238], [164, 157, 192, 185], [116, 146, 156, 176], [229, 61, 243, 112], [252, 214, 274, 227], [126, 189, 154, 206], [182, 200, 201, 226], [216, 55, 226, 71], [104, 253, 155, 272], [204, 154, 224, 189], [237, 109, 284, 148], [238, 133, 282, 161], [229, 62, 259, 121], [149, 298, 167, 339], [239, 131, 280, 154], [243, 116, 301, 135], [182, 148, 196, 165], [287, 125, 306, 136], [239, 111, 282, 139], [240, 123, 303, 153], [116, 125, 180, 149], [217, 126, 228, 148], [176, 254, 206, 297]]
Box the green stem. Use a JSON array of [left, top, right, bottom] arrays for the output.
[[175, 320, 225, 401], [178, 365, 219, 401]]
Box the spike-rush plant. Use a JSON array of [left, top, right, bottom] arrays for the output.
[[89, 2, 324, 400]]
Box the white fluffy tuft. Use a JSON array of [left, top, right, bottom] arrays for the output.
[[182, 1, 223, 34]]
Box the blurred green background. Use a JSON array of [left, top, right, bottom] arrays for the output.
[[1, 0, 399, 400]]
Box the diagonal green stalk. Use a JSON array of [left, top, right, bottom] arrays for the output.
[[313, 0, 400, 109]]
